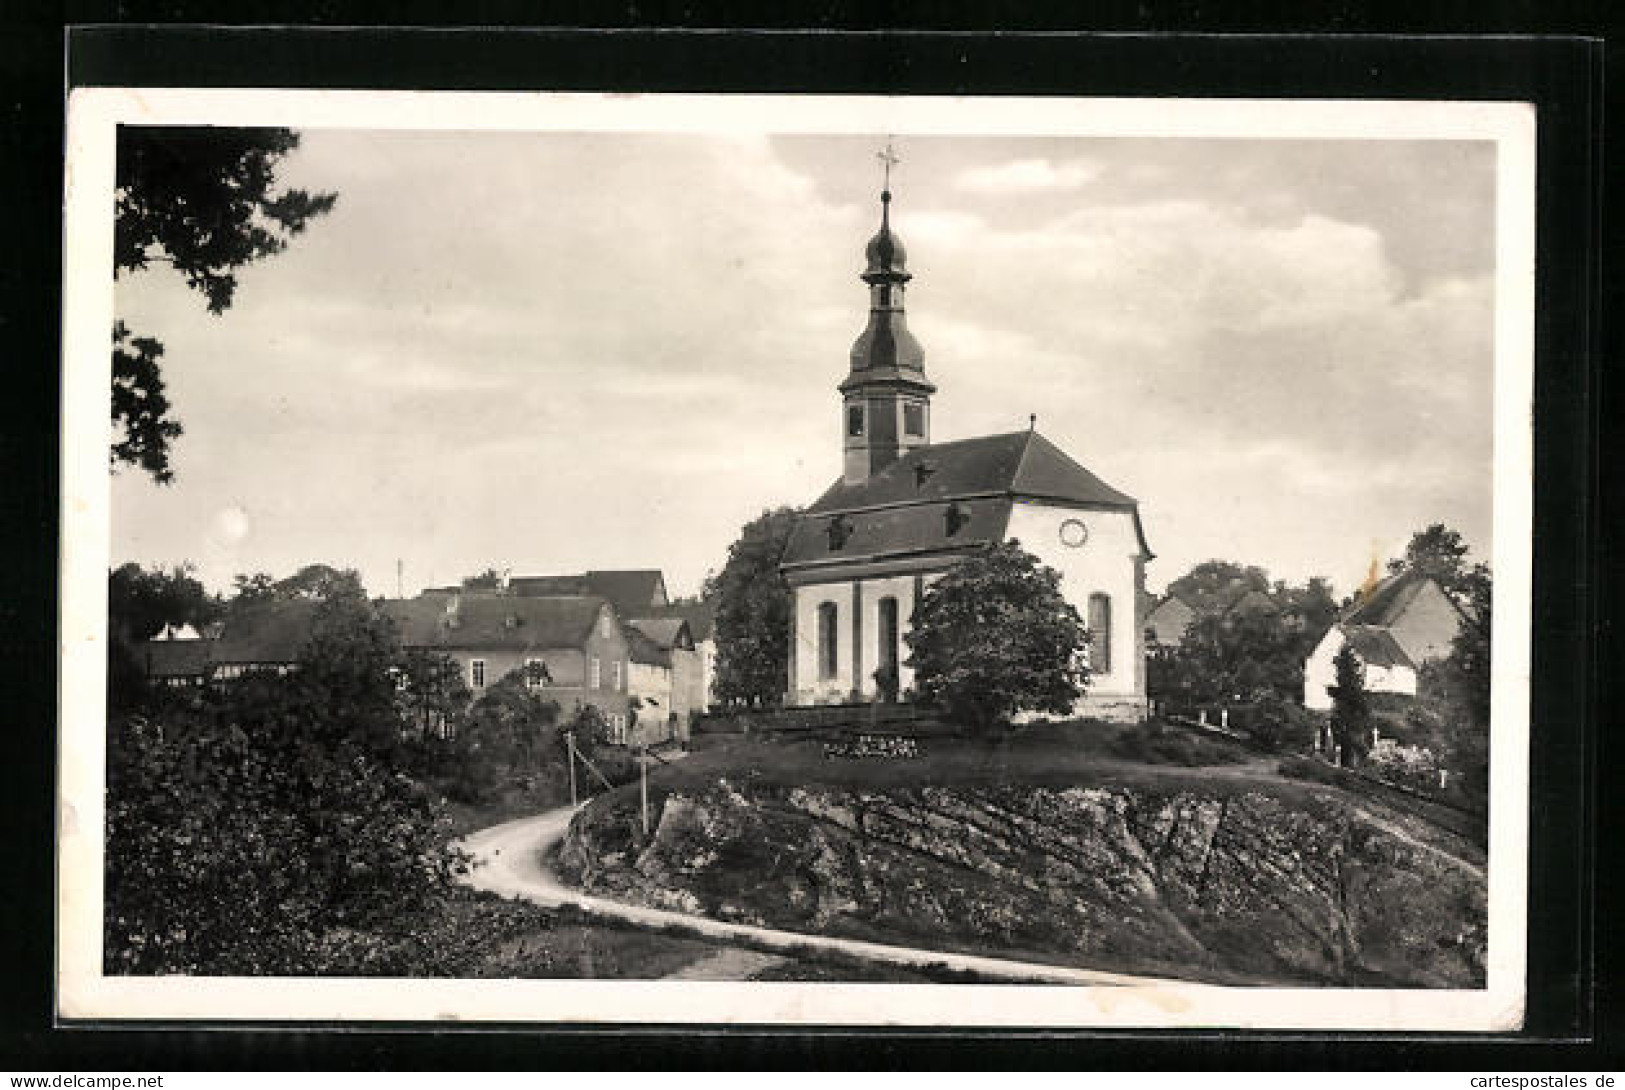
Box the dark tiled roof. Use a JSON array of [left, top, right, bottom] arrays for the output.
[[1344, 570, 1432, 626], [787, 430, 1147, 572], [213, 601, 321, 665], [782, 495, 1013, 571], [625, 627, 671, 667], [144, 639, 211, 678], [636, 601, 716, 641], [1341, 624, 1416, 670], [508, 570, 666, 613], [627, 617, 693, 652], [806, 430, 1137, 515], [382, 595, 609, 651]]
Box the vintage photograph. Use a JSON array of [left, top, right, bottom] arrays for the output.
[[58, 92, 1533, 1028]]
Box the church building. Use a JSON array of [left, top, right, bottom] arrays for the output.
[[780, 186, 1154, 722]]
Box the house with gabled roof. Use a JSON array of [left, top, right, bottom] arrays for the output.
[[382, 593, 635, 732], [1302, 569, 1469, 710], [780, 187, 1153, 721]]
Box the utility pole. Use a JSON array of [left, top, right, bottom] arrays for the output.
[[638, 743, 650, 836], [565, 730, 578, 808]]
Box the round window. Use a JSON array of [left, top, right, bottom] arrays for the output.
[[1059, 518, 1089, 548]]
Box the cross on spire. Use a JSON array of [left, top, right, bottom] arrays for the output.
[[877, 140, 901, 191]]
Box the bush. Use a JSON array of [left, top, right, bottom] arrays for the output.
[[1244, 690, 1320, 753], [906, 541, 1089, 734]]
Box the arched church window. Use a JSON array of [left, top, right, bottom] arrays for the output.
[[817, 602, 839, 680], [1088, 593, 1112, 674]]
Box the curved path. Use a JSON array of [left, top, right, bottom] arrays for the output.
[[457, 806, 1200, 988]]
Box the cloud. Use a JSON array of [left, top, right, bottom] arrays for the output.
[[110, 132, 1495, 602], [953, 157, 1102, 193]]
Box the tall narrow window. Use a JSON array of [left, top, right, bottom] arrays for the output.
[[612, 659, 623, 691], [817, 602, 839, 680], [903, 402, 925, 437], [847, 404, 864, 437], [876, 597, 900, 700], [470, 659, 487, 689], [590, 656, 601, 689], [1087, 594, 1112, 674]]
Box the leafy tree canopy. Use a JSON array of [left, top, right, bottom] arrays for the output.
[[1385, 523, 1489, 614], [1164, 559, 1273, 614], [906, 541, 1090, 733], [105, 584, 461, 975], [706, 506, 800, 707], [231, 563, 366, 605], [114, 127, 337, 482], [108, 561, 223, 643], [460, 568, 505, 590]]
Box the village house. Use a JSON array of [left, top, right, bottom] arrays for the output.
[[141, 568, 707, 746], [1302, 569, 1469, 710], [381, 593, 637, 733], [779, 187, 1154, 722]]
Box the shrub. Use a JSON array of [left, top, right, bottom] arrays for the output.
[[1245, 690, 1320, 753], [906, 541, 1089, 734]]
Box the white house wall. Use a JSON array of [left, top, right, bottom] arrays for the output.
[[1303, 626, 1419, 711]]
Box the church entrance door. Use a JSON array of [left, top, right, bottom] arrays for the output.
[[877, 596, 900, 702]]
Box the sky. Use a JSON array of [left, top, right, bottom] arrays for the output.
[[110, 129, 1497, 601]]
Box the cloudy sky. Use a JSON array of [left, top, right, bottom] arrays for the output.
[[110, 129, 1496, 600]]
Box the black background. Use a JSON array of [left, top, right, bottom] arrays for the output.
[[1, 3, 1615, 1072]]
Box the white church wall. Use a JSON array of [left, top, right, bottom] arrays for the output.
[[1004, 501, 1146, 721], [792, 582, 858, 703]]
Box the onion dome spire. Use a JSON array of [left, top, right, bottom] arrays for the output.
[[846, 186, 930, 384]]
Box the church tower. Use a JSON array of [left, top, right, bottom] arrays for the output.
[[841, 187, 936, 485]]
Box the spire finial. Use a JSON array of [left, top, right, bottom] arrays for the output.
[[877, 139, 900, 196], [1029, 413, 1037, 431]]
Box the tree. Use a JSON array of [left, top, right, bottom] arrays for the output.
[[114, 127, 337, 482], [1160, 608, 1306, 707], [104, 596, 464, 975], [1387, 523, 1488, 613], [1328, 642, 1371, 767], [229, 564, 366, 605], [395, 649, 471, 739], [107, 562, 223, 711], [906, 541, 1090, 734], [460, 568, 505, 591], [1165, 559, 1272, 615], [707, 507, 800, 707], [1415, 566, 1492, 807]]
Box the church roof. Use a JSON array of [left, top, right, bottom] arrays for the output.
[[806, 430, 1138, 514], [784, 430, 1149, 574]]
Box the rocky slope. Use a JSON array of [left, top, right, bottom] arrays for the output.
[[554, 778, 1486, 987]]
